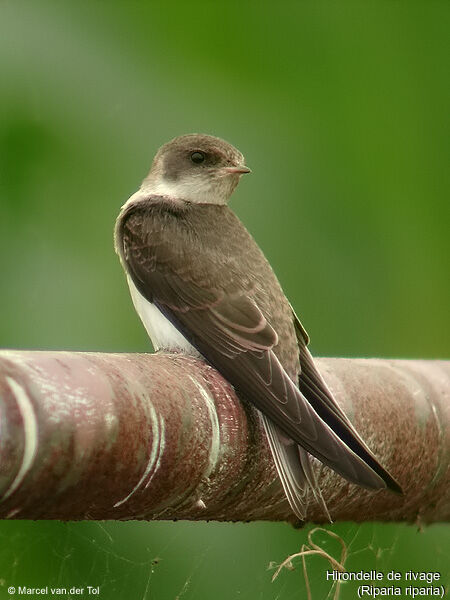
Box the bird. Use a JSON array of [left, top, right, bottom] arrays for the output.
[[114, 133, 402, 520]]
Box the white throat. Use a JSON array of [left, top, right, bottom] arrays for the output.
[[140, 175, 229, 205]]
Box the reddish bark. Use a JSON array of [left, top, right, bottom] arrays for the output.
[[0, 351, 448, 523]]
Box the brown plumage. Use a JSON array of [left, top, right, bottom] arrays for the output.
[[115, 134, 402, 520]]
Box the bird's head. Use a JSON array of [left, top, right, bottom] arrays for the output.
[[141, 134, 251, 205]]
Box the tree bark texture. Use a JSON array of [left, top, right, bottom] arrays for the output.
[[0, 351, 448, 523]]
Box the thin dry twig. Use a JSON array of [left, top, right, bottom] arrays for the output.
[[271, 528, 347, 600]]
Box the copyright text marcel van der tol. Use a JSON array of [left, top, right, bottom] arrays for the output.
[[7, 586, 100, 597]]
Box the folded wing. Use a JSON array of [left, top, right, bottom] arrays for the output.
[[118, 207, 401, 497]]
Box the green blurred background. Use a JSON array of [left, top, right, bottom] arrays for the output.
[[0, 1, 448, 599]]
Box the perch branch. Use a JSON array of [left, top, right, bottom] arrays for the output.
[[0, 351, 448, 523]]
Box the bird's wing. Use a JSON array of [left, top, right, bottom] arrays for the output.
[[292, 307, 402, 494], [118, 209, 398, 495]]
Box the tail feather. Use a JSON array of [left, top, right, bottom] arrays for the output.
[[262, 415, 331, 521]]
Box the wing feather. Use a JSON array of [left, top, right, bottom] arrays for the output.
[[292, 310, 402, 494]]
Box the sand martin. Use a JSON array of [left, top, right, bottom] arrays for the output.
[[115, 134, 401, 519]]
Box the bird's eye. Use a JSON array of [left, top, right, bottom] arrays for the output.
[[190, 151, 205, 164]]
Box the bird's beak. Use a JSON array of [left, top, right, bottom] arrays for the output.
[[222, 165, 251, 175]]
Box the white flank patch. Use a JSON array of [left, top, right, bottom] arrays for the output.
[[127, 276, 200, 356], [3, 377, 38, 500], [114, 404, 165, 507], [190, 376, 220, 478]]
